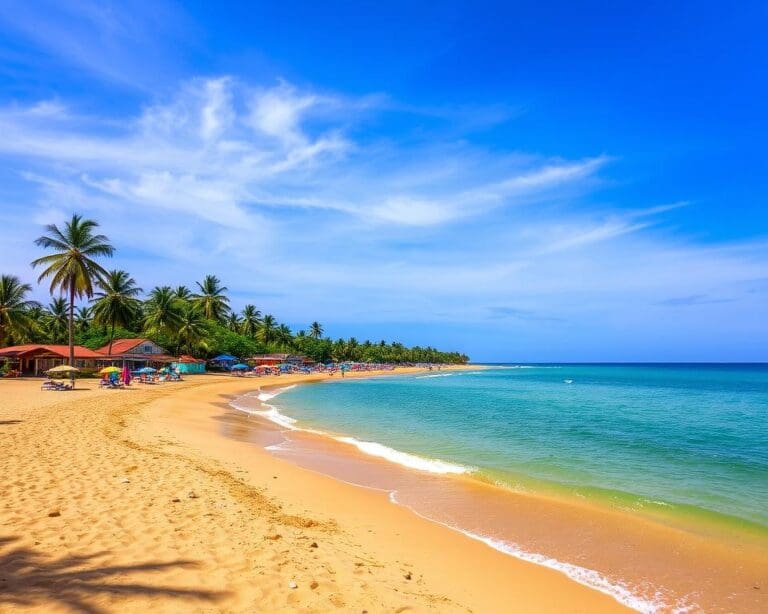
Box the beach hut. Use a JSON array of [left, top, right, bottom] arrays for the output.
[[171, 355, 206, 374], [97, 338, 175, 369], [0, 344, 106, 375]]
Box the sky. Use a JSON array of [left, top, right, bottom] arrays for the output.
[[0, 0, 766, 362]]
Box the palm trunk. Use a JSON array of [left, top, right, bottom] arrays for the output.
[[68, 285, 75, 366], [108, 318, 115, 355], [68, 285, 75, 386]]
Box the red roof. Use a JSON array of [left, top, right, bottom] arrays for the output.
[[0, 344, 106, 359], [96, 338, 151, 355], [177, 354, 205, 363]]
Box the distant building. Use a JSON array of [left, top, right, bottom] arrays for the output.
[[0, 344, 106, 375]]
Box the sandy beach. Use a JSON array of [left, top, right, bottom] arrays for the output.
[[0, 369, 634, 613]]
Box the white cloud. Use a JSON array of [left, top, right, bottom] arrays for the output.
[[0, 76, 766, 361]]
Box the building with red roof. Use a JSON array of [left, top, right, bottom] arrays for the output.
[[0, 344, 107, 375], [97, 338, 175, 367]]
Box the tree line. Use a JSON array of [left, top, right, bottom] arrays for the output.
[[0, 214, 469, 365]]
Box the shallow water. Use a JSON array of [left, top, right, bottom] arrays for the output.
[[271, 365, 768, 528], [229, 365, 768, 612]]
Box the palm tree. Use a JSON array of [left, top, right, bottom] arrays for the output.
[[143, 286, 183, 336], [92, 270, 142, 355], [75, 306, 93, 333], [276, 324, 293, 349], [192, 275, 230, 322], [257, 314, 277, 345], [177, 304, 208, 355], [25, 305, 47, 342], [226, 311, 242, 333], [31, 214, 114, 367], [0, 274, 40, 346], [44, 298, 70, 344], [309, 321, 324, 339], [174, 285, 192, 302], [240, 304, 261, 337]]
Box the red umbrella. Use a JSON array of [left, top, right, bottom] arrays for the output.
[[122, 365, 132, 386]]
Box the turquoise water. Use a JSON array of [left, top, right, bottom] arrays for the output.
[[270, 365, 768, 529]]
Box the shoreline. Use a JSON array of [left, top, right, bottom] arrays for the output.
[[133, 369, 630, 613], [217, 372, 768, 612], [2, 369, 766, 612], [248, 372, 768, 542]]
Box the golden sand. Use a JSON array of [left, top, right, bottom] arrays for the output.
[[0, 370, 627, 613]]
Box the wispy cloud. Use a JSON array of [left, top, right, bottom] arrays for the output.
[[0, 76, 766, 361], [656, 294, 735, 307], [0, 77, 605, 229]]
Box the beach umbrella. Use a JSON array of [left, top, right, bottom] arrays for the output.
[[99, 366, 121, 374], [47, 365, 80, 374], [122, 365, 132, 385], [231, 363, 249, 370], [212, 354, 237, 362], [137, 367, 157, 374]]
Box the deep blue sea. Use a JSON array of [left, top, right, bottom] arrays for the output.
[[269, 364, 768, 529]]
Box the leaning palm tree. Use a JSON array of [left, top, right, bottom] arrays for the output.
[[44, 297, 70, 344], [143, 286, 183, 336], [192, 275, 230, 322], [240, 304, 261, 337], [92, 270, 142, 355], [0, 274, 40, 346], [257, 314, 278, 345], [309, 321, 324, 339], [31, 214, 114, 367]]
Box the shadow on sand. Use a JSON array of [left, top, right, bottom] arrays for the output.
[[0, 536, 226, 613]]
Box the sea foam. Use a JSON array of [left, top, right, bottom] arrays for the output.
[[335, 436, 472, 474], [389, 491, 674, 613]]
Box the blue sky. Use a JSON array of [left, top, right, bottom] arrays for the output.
[[0, 1, 766, 361]]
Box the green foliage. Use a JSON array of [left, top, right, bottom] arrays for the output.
[[0, 274, 40, 346], [12, 213, 469, 364], [205, 321, 266, 358], [75, 326, 140, 351]]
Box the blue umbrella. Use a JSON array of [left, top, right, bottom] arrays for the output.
[[137, 367, 157, 374], [231, 363, 249, 370], [212, 354, 237, 362]]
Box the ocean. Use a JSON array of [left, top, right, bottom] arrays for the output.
[[230, 364, 768, 612]]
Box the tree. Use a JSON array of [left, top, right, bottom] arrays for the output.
[[0, 274, 39, 346], [257, 314, 277, 345], [309, 321, 324, 339], [31, 214, 114, 368], [240, 304, 261, 338], [92, 270, 142, 355], [75, 306, 93, 333], [276, 323, 293, 349], [44, 298, 70, 344], [143, 286, 183, 336], [177, 304, 208, 355], [174, 285, 192, 301], [192, 275, 230, 322], [225, 311, 242, 333]]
